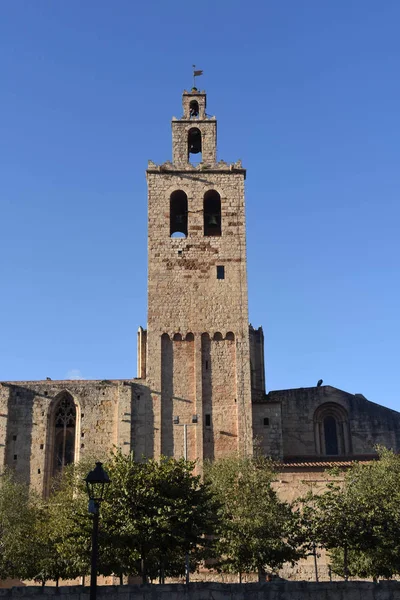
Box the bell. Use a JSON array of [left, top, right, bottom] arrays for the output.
[[208, 214, 218, 226]]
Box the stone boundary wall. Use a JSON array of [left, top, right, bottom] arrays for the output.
[[2, 582, 400, 599]]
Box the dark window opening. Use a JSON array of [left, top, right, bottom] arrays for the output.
[[192, 414, 198, 424], [226, 331, 235, 340], [40, 443, 44, 450], [38, 469, 41, 474], [324, 416, 339, 455], [217, 265, 225, 279], [188, 127, 202, 154], [205, 360, 209, 370], [12, 435, 17, 441], [170, 190, 188, 238], [204, 190, 221, 236], [263, 417, 270, 427], [13, 455, 17, 460], [205, 414, 211, 427], [213, 332, 223, 341], [189, 100, 199, 118]]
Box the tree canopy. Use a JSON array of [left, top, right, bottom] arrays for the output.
[[205, 454, 301, 579]]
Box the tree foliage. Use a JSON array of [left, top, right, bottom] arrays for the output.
[[206, 455, 301, 578], [298, 447, 400, 580], [0, 469, 39, 581], [100, 451, 219, 582]]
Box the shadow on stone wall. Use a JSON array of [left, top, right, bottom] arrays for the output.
[[3, 383, 36, 488], [129, 382, 154, 460], [161, 335, 174, 457], [201, 334, 214, 461]]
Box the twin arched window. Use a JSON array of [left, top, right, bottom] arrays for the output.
[[170, 190, 221, 238], [204, 190, 221, 236], [170, 190, 188, 238], [314, 403, 351, 456]]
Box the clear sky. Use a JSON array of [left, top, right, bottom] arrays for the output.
[[1, 1, 399, 410]]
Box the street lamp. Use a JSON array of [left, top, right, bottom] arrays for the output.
[[85, 462, 111, 600], [173, 415, 198, 584]]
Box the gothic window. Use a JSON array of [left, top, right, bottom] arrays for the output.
[[53, 393, 76, 475], [204, 190, 221, 236], [170, 191, 188, 238], [314, 403, 351, 456]]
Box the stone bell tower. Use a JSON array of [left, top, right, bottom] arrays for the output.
[[142, 88, 253, 463]]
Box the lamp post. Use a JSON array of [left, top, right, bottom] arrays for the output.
[[85, 462, 111, 600], [173, 415, 198, 584]]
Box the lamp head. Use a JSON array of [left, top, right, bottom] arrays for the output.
[[85, 462, 110, 503]]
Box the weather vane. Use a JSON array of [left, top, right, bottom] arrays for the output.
[[192, 65, 203, 88]]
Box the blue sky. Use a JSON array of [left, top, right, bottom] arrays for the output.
[[1, 1, 399, 410]]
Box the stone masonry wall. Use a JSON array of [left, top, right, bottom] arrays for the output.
[[268, 385, 400, 458], [0, 380, 151, 495], [2, 582, 400, 600], [146, 89, 253, 463]]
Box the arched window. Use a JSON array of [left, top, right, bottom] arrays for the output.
[[53, 393, 76, 475], [170, 191, 188, 238], [324, 416, 338, 455], [213, 332, 223, 341], [189, 100, 199, 118], [226, 331, 235, 341], [188, 128, 202, 161], [204, 190, 221, 236], [314, 403, 351, 456]]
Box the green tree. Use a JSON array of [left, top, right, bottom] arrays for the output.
[[206, 455, 301, 580], [33, 464, 92, 585], [0, 469, 40, 581], [298, 447, 400, 581], [100, 451, 220, 583]]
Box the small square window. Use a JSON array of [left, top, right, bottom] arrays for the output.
[[173, 416, 180, 425], [13, 454, 17, 460], [205, 414, 211, 427], [263, 417, 270, 427], [178, 250, 182, 256], [12, 435, 17, 441], [217, 266, 225, 280]]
